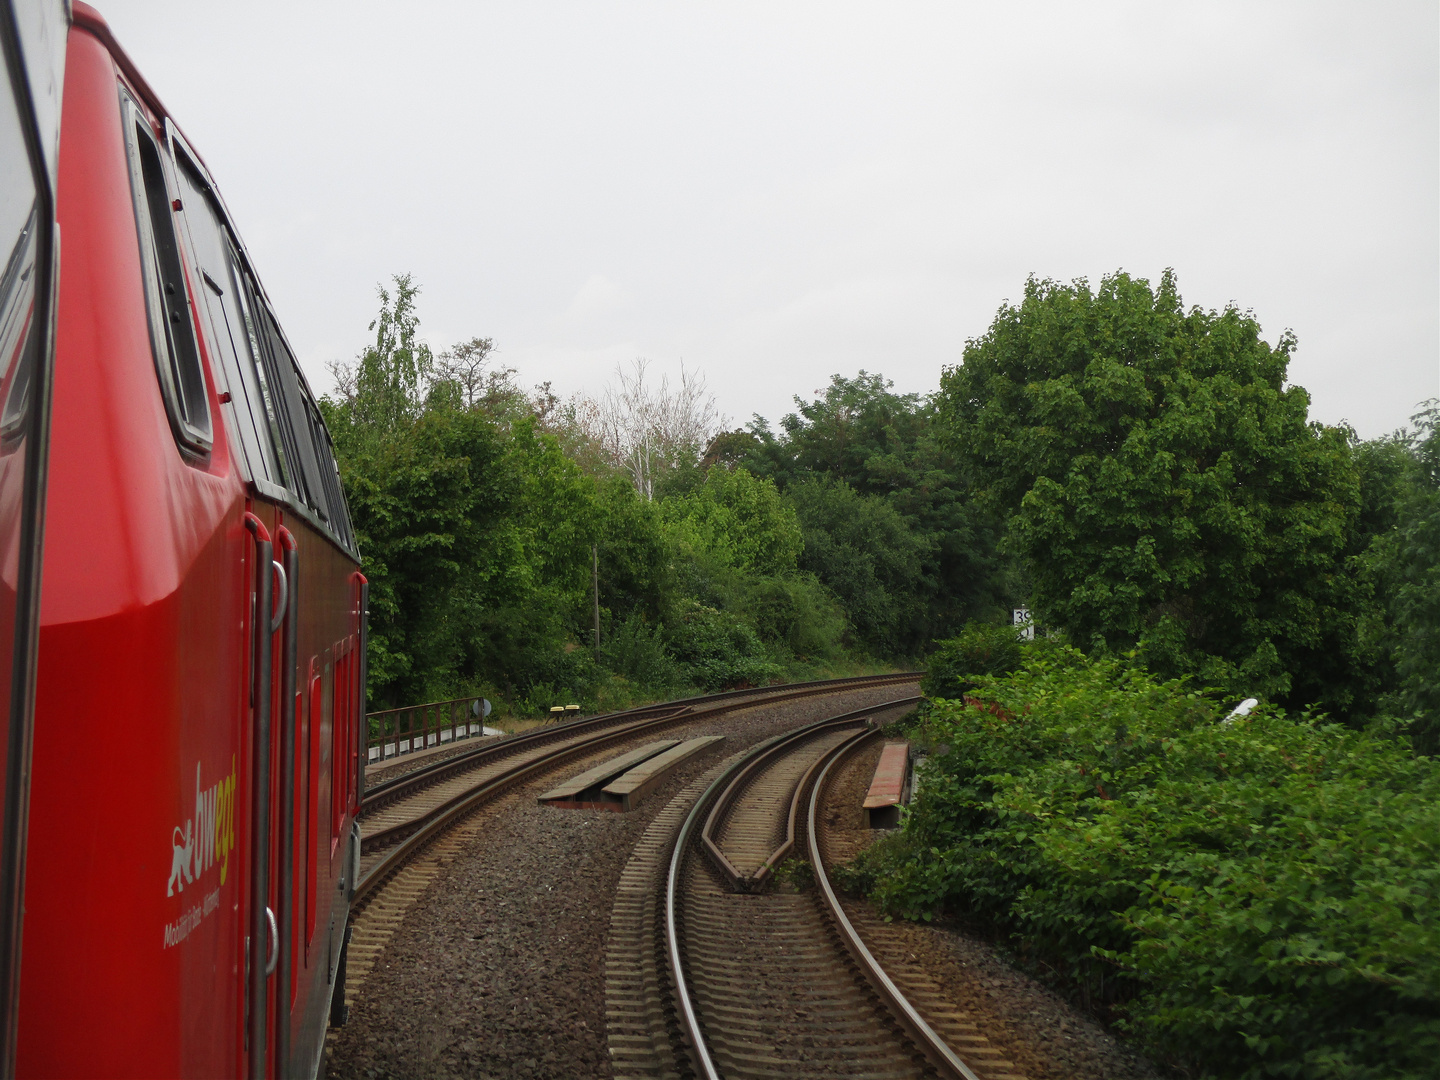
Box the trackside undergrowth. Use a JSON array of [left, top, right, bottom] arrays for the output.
[[845, 648, 1439, 1078]]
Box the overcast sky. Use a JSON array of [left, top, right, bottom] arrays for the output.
[[93, 1, 1436, 438]]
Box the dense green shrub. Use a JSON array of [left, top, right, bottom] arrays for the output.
[[665, 604, 782, 690], [713, 571, 846, 665], [601, 613, 684, 693], [661, 465, 803, 576], [920, 620, 1028, 699], [861, 649, 1440, 1078], [1386, 405, 1440, 752], [787, 477, 928, 656]]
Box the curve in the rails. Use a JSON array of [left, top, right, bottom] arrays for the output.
[[808, 739, 1027, 1080], [807, 736, 983, 1080], [357, 673, 921, 882], [668, 697, 954, 1080], [361, 672, 921, 812]]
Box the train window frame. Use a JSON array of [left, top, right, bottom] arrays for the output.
[[262, 317, 327, 519], [120, 93, 213, 459], [167, 143, 288, 490], [230, 264, 299, 491]]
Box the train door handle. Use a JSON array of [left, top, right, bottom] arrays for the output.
[[265, 906, 278, 977], [242, 512, 276, 1080], [269, 560, 287, 634]]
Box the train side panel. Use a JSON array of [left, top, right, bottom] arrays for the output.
[[19, 23, 247, 1079], [279, 511, 361, 1076]]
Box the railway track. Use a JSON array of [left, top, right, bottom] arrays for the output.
[[355, 672, 919, 882], [338, 673, 920, 1025], [606, 697, 1026, 1080]]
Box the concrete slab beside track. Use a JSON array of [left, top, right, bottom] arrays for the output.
[[602, 736, 727, 812], [537, 740, 681, 806]]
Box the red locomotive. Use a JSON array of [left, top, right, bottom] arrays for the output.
[[0, 3, 368, 1076]]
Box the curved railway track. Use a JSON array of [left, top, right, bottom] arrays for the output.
[[606, 697, 1025, 1080], [355, 672, 920, 895], [337, 674, 921, 1027]]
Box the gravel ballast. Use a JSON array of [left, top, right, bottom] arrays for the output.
[[326, 686, 917, 1080]]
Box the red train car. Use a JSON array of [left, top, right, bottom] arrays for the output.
[[9, 4, 367, 1077]]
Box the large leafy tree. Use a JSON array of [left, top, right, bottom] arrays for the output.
[[740, 372, 1011, 655], [336, 406, 521, 707], [938, 269, 1371, 714]]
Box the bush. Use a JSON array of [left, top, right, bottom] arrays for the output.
[[921, 620, 1028, 699], [665, 604, 782, 691], [860, 649, 1440, 1078], [602, 613, 685, 693], [787, 477, 929, 656], [722, 572, 847, 664]]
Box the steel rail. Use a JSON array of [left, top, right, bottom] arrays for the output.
[[807, 732, 980, 1080], [698, 713, 876, 892], [664, 696, 921, 1079], [361, 671, 921, 813]]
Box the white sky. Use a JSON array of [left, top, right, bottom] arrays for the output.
[[93, 1, 1436, 438]]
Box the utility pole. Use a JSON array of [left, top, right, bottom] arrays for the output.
[[592, 543, 601, 660]]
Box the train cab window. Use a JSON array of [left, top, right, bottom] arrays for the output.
[[307, 399, 356, 548], [121, 97, 212, 457], [171, 156, 290, 488], [231, 272, 300, 493]]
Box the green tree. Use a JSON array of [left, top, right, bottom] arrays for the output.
[[742, 372, 1012, 653], [337, 405, 521, 707], [938, 269, 1370, 714], [325, 273, 434, 452], [786, 477, 927, 655], [1387, 405, 1440, 751], [661, 465, 802, 577]]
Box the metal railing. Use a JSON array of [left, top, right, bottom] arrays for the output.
[[366, 696, 491, 764]]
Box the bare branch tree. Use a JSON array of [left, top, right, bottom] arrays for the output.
[[325, 356, 358, 404], [433, 336, 517, 410], [573, 358, 727, 498]]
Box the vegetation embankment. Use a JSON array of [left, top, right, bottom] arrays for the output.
[[849, 649, 1437, 1078]]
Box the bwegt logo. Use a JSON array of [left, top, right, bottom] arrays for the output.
[[168, 757, 237, 897]]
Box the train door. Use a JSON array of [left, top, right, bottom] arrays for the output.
[[0, 3, 64, 1074]]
